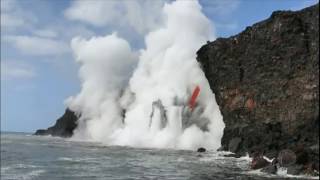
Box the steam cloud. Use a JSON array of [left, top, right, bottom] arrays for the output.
[[66, 0, 225, 150]]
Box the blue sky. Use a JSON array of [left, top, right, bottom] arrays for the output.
[[1, 0, 318, 133]]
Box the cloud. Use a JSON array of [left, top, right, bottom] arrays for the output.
[[64, 1, 121, 26], [4, 35, 70, 56], [33, 29, 58, 38], [1, 0, 37, 29], [51, 24, 96, 40], [1, 0, 15, 11], [64, 0, 165, 35], [1, 13, 25, 28], [1, 60, 36, 80]]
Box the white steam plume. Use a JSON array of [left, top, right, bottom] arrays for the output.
[[66, 33, 137, 141], [67, 0, 225, 150]]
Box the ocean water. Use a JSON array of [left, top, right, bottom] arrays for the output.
[[1, 132, 318, 180]]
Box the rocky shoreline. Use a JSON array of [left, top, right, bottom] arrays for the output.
[[35, 3, 319, 176], [34, 109, 78, 138], [197, 3, 319, 175]]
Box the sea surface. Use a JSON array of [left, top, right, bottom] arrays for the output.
[[1, 132, 318, 180]]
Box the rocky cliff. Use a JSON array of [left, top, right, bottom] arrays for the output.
[[197, 4, 319, 172], [34, 109, 78, 137]]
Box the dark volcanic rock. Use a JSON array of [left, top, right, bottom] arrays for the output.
[[305, 145, 320, 171], [250, 155, 270, 170], [261, 164, 277, 174], [197, 147, 206, 152], [197, 3, 319, 160], [287, 164, 304, 175], [278, 149, 296, 167], [34, 109, 78, 137], [197, 3, 319, 174], [223, 153, 242, 158], [228, 137, 242, 153]]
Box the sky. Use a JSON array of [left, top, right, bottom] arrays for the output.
[[1, 0, 318, 133]]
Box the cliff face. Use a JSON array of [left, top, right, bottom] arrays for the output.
[[34, 109, 78, 137], [197, 3, 319, 159]]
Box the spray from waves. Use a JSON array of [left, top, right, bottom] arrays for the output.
[[66, 0, 225, 150]]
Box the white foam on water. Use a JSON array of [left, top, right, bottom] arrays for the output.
[[263, 156, 274, 163], [1, 164, 45, 180], [23, 170, 46, 180], [58, 157, 74, 161], [247, 167, 320, 179]]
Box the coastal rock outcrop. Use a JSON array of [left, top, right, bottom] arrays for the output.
[[197, 3, 319, 173], [250, 153, 270, 170], [34, 109, 78, 137], [197, 147, 207, 152]]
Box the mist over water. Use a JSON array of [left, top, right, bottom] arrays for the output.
[[66, 0, 225, 150]]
